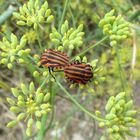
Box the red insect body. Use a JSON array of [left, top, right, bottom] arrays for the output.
[[64, 61, 93, 85], [40, 49, 69, 69]]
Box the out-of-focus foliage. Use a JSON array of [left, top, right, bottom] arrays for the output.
[[0, 0, 140, 140]]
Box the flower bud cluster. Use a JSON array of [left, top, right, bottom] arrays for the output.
[[99, 10, 131, 47], [0, 33, 30, 69], [24, 29, 38, 44], [13, 0, 54, 30], [7, 81, 51, 136], [50, 20, 84, 50], [99, 92, 137, 140]]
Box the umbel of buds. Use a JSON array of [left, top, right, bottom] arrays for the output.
[[13, 0, 54, 30], [7, 82, 51, 136], [50, 20, 84, 50], [99, 9, 131, 47], [0, 33, 30, 69], [98, 92, 137, 140]]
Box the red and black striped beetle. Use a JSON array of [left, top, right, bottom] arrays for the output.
[[64, 61, 93, 85], [40, 49, 69, 77]]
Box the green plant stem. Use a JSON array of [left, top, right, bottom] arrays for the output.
[[58, 0, 70, 31], [128, 8, 140, 21], [36, 28, 43, 51], [57, 81, 105, 122], [72, 36, 108, 60], [36, 81, 53, 140], [36, 114, 48, 140], [0, 5, 16, 25], [115, 45, 126, 91]]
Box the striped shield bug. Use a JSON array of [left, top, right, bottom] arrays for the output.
[[40, 49, 69, 78], [64, 61, 93, 85]]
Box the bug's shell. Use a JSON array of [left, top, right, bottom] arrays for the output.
[[64, 61, 93, 85], [40, 49, 69, 69]]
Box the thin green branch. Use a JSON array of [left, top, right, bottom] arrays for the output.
[[72, 36, 108, 60], [0, 5, 16, 25], [58, 0, 70, 31], [115, 46, 126, 92], [128, 8, 140, 21], [57, 81, 105, 122]]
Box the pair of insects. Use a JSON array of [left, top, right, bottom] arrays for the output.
[[40, 49, 93, 85]]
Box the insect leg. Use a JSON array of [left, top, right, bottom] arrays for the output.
[[48, 67, 56, 81]]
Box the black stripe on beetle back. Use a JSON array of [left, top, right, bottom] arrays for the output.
[[47, 57, 66, 66], [65, 71, 92, 79], [47, 54, 68, 64], [65, 67, 92, 75], [49, 51, 69, 61]]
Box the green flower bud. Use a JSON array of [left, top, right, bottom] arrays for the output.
[[40, 103, 51, 110], [34, 23, 38, 30], [105, 9, 115, 17], [29, 82, 35, 93], [36, 93, 44, 104], [17, 113, 26, 121], [61, 21, 69, 35], [27, 118, 33, 128], [57, 46, 64, 51], [45, 9, 51, 17], [40, 110, 47, 114], [21, 83, 28, 95], [13, 12, 21, 19], [99, 122, 105, 127], [33, 71, 40, 77], [20, 37, 27, 48], [17, 101, 26, 107], [46, 15, 54, 23], [105, 113, 116, 120], [10, 56, 15, 62], [38, 16, 44, 23], [75, 56, 81, 62], [77, 24, 83, 32], [124, 100, 133, 111], [105, 96, 115, 112], [43, 93, 50, 102], [18, 58, 25, 64], [11, 33, 18, 46], [42, 71, 48, 76], [26, 127, 32, 136], [18, 95, 24, 101], [52, 39, 60, 45], [107, 128, 113, 133], [69, 30, 77, 40], [11, 88, 19, 97], [110, 107, 116, 114], [7, 98, 15, 105], [17, 21, 26, 26], [63, 39, 69, 47], [1, 52, 7, 57], [18, 50, 25, 56], [24, 48, 31, 54], [124, 117, 132, 122], [7, 63, 13, 69], [36, 121, 41, 129], [69, 44, 74, 49], [82, 56, 87, 63], [126, 130, 136, 137], [1, 58, 8, 64], [110, 40, 117, 47], [112, 125, 119, 132], [7, 120, 18, 128], [125, 110, 137, 117], [10, 106, 21, 113], [35, 110, 42, 117]]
